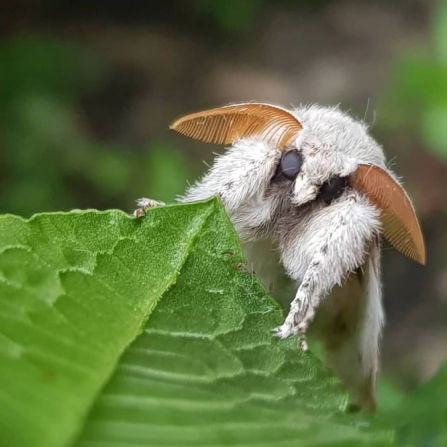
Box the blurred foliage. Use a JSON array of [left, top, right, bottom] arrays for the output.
[[2, 1, 446, 217], [392, 363, 447, 447], [382, 0, 447, 162], [194, 0, 259, 31], [0, 38, 191, 216], [192, 0, 331, 32]]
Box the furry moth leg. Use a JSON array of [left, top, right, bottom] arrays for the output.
[[133, 198, 166, 217], [275, 192, 380, 350]]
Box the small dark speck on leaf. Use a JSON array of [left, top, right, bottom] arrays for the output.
[[233, 263, 254, 274]]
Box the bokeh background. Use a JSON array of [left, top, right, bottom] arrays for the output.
[[1, 0, 446, 396]]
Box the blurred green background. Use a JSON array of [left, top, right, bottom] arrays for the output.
[[0, 0, 446, 398]]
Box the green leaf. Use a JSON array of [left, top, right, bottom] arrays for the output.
[[0, 199, 391, 447], [0, 201, 224, 447], [391, 363, 447, 447]]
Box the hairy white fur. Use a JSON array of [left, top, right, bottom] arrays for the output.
[[275, 192, 380, 340], [137, 104, 391, 411]]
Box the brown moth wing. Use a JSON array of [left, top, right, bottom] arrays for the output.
[[170, 103, 302, 149], [351, 164, 426, 264]]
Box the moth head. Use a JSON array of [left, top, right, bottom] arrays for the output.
[[170, 102, 426, 265]]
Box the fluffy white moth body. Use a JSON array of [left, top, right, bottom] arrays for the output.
[[179, 104, 384, 411], [136, 102, 423, 412]]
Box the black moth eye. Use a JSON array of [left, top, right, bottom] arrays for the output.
[[319, 176, 348, 205], [280, 150, 302, 180]]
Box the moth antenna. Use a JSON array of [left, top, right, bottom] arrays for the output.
[[351, 164, 425, 264], [170, 103, 302, 149]]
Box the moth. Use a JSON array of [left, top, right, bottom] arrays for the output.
[[135, 103, 425, 412]]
